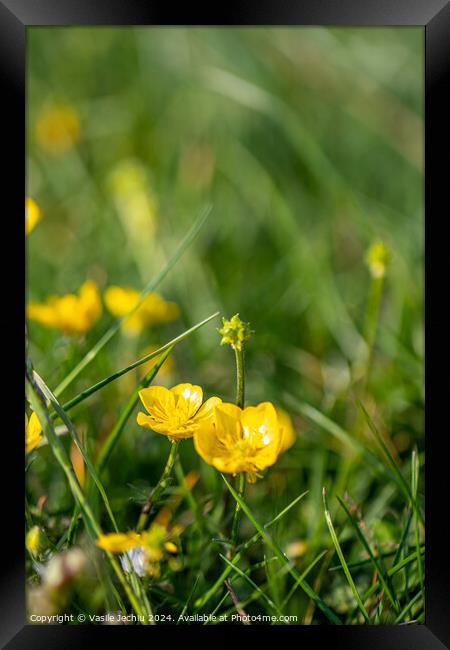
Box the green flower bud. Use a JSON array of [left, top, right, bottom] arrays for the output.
[[218, 314, 252, 351], [365, 240, 390, 279]]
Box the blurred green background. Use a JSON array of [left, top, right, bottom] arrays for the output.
[[26, 27, 424, 622]]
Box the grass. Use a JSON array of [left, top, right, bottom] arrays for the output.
[[25, 26, 423, 625]]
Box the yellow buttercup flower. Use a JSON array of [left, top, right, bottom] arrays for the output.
[[27, 280, 102, 336], [104, 286, 180, 336], [25, 198, 42, 235], [194, 402, 293, 483], [96, 531, 142, 554], [96, 521, 181, 578], [136, 383, 222, 442], [35, 103, 80, 154], [25, 411, 43, 453]]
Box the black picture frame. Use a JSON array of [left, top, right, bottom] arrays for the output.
[[3, 0, 449, 647]]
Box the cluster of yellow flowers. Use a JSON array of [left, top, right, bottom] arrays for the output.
[[137, 383, 295, 483], [27, 282, 179, 338], [96, 521, 181, 579], [27, 382, 294, 480], [104, 286, 179, 336], [93, 382, 295, 574], [27, 280, 102, 336]]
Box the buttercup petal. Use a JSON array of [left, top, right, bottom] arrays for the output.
[[277, 408, 296, 453], [96, 532, 141, 553], [104, 286, 140, 317], [171, 384, 203, 419], [241, 402, 279, 447], [139, 386, 175, 418], [194, 419, 223, 464], [192, 396, 223, 422]]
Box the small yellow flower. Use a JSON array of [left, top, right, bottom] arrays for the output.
[[194, 402, 292, 483], [104, 286, 179, 336], [96, 521, 181, 578], [26, 526, 48, 556], [35, 103, 80, 154], [27, 280, 102, 336], [25, 411, 43, 453], [96, 532, 142, 553], [365, 240, 390, 279], [137, 383, 222, 442], [25, 198, 42, 235]]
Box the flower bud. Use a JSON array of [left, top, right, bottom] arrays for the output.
[[218, 314, 252, 351]]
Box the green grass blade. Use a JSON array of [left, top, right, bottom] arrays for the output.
[[54, 205, 211, 398], [26, 375, 150, 623], [285, 397, 394, 478], [411, 448, 424, 594], [219, 554, 282, 616], [280, 550, 328, 610], [31, 370, 152, 614], [337, 496, 400, 613], [59, 312, 219, 414], [359, 547, 425, 607], [393, 590, 423, 624], [223, 475, 341, 624], [194, 490, 308, 610], [96, 346, 173, 474], [322, 488, 369, 623], [176, 574, 201, 624], [33, 370, 119, 534]]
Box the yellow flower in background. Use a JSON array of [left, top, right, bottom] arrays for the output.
[[365, 240, 390, 279], [108, 159, 157, 238], [26, 525, 49, 556], [194, 402, 292, 483], [27, 280, 102, 336], [70, 441, 86, 488], [104, 286, 180, 336], [25, 198, 42, 235], [26, 411, 43, 453], [35, 103, 80, 154], [137, 383, 222, 441]]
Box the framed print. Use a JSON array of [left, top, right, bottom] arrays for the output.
[[1, 0, 449, 647]]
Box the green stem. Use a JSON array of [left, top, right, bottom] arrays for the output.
[[137, 441, 180, 532], [228, 345, 246, 550], [234, 347, 245, 409], [230, 473, 245, 550]]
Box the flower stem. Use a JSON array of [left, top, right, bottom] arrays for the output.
[[137, 441, 180, 532], [230, 345, 246, 550], [230, 472, 246, 551], [234, 347, 245, 410]]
